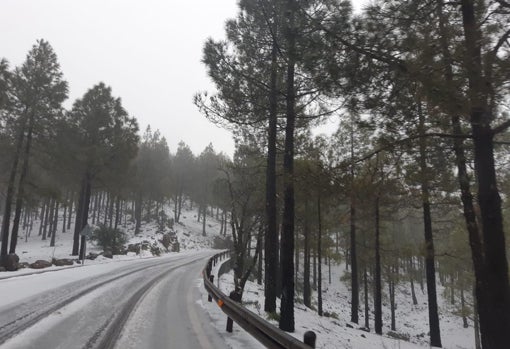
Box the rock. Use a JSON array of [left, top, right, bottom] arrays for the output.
[[30, 260, 52, 269], [52, 258, 74, 266], [361, 334, 366, 338], [387, 330, 410, 341], [159, 234, 172, 251], [103, 250, 113, 259], [5, 253, 20, 271], [0, 266, 6, 272], [346, 323, 354, 329], [127, 244, 140, 254], [150, 245, 161, 256], [86, 252, 99, 260]]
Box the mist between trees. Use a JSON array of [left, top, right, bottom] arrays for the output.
[[1, 1, 510, 348], [0, 39, 233, 263]]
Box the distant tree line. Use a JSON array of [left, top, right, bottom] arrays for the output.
[[0, 40, 232, 263]]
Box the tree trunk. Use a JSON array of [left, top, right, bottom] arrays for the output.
[[303, 200, 311, 308], [461, 287, 468, 328], [134, 192, 142, 235], [202, 205, 206, 236], [257, 234, 263, 285], [67, 191, 74, 231], [418, 102, 442, 347], [450, 274, 455, 305], [78, 174, 92, 260], [108, 194, 114, 228], [41, 197, 50, 241], [1, 111, 29, 262], [62, 192, 68, 233], [317, 193, 323, 317], [350, 119, 359, 324], [374, 195, 382, 335], [72, 177, 87, 255], [92, 192, 98, 225], [364, 266, 370, 330], [410, 257, 418, 305], [389, 273, 396, 331], [264, 9, 279, 314], [50, 201, 59, 247], [295, 228, 299, 287], [279, 0, 296, 332], [460, 2, 510, 348], [103, 193, 109, 226], [328, 254, 331, 284], [47, 198, 55, 239], [474, 283, 481, 349], [313, 247, 317, 290], [114, 196, 121, 230], [38, 200, 47, 236]]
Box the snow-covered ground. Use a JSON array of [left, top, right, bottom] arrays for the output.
[[3, 204, 475, 349], [2, 203, 226, 276], [204, 258, 475, 349]]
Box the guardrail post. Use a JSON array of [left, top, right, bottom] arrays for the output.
[[208, 275, 214, 302], [226, 289, 242, 333], [304, 331, 316, 348], [207, 260, 212, 277]]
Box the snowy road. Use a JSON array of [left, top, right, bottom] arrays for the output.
[[0, 252, 229, 349]]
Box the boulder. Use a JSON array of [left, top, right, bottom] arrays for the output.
[[103, 250, 113, 259], [5, 253, 20, 271], [30, 260, 52, 269], [159, 233, 172, 251], [150, 245, 161, 256], [86, 252, 99, 260], [52, 258, 74, 267]]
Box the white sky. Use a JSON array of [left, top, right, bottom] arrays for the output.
[[0, 0, 366, 157]]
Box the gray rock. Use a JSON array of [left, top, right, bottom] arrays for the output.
[[5, 253, 20, 271], [30, 260, 52, 269], [52, 258, 74, 266]]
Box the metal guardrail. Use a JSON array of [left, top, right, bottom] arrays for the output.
[[203, 251, 315, 349]]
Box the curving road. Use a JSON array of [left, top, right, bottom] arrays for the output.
[[0, 252, 231, 349]]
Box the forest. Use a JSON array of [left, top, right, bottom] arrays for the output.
[[1, 1, 510, 349]]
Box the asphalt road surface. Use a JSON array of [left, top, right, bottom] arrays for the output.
[[0, 252, 231, 349]]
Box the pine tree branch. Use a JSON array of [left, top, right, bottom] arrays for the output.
[[492, 119, 510, 135], [495, 0, 510, 9], [296, 3, 409, 73], [353, 132, 472, 164]]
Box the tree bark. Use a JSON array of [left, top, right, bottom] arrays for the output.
[[67, 191, 74, 231], [350, 118, 359, 324], [134, 192, 142, 235], [50, 201, 59, 247], [410, 257, 418, 305], [460, 2, 510, 348], [9, 113, 33, 253], [0, 110, 28, 264], [202, 204, 207, 236], [303, 200, 311, 308], [374, 195, 382, 334], [418, 101, 442, 347], [317, 192, 323, 317], [264, 9, 279, 314], [279, 0, 296, 332]]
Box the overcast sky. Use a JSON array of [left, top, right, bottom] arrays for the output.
[[0, 0, 366, 157]]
